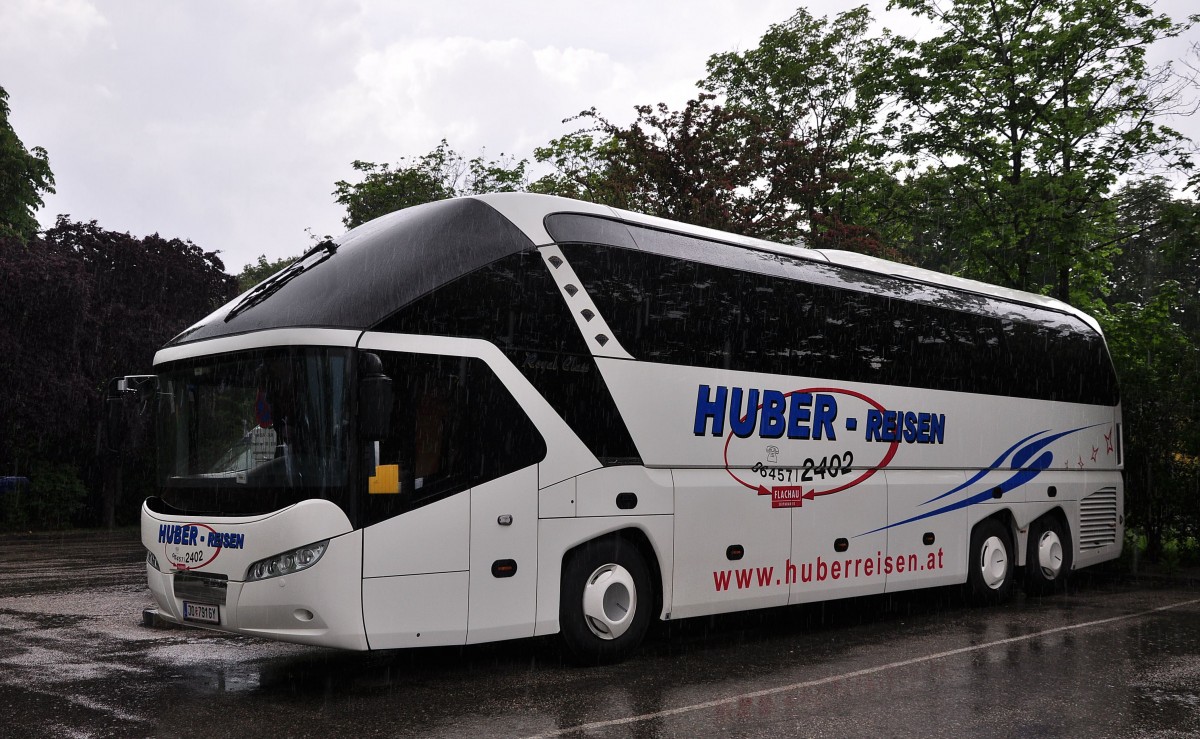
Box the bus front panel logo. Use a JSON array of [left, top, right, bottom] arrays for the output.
[[158, 523, 246, 570]]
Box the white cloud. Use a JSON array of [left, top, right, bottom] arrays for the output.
[[0, 0, 109, 54]]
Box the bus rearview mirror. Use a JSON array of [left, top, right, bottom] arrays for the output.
[[105, 375, 157, 454], [358, 354, 393, 441]]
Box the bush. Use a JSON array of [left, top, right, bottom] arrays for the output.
[[3, 462, 89, 530]]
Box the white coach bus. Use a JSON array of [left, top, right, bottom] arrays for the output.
[[134, 193, 1123, 663]]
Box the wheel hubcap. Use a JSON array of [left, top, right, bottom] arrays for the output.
[[979, 535, 1008, 589], [1036, 530, 1064, 580], [582, 563, 636, 640]]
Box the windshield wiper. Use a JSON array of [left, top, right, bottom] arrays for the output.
[[224, 239, 338, 322]]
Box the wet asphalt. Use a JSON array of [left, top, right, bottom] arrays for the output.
[[0, 529, 1197, 738]]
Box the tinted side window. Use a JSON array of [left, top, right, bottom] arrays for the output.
[[563, 243, 1117, 405], [362, 353, 546, 526], [374, 251, 642, 464]]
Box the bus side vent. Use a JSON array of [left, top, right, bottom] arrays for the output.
[[1079, 487, 1119, 550]]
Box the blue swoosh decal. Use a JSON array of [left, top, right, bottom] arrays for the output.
[[921, 429, 1048, 505], [859, 422, 1106, 537]]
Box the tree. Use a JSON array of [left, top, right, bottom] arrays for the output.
[[0, 220, 237, 527], [537, 95, 894, 253], [237, 253, 297, 292], [333, 140, 528, 229], [703, 7, 896, 244], [529, 132, 626, 205], [1100, 180, 1200, 558], [530, 9, 898, 259], [564, 95, 845, 244], [879, 0, 1197, 302], [1103, 292, 1200, 560], [1108, 179, 1200, 333], [0, 86, 55, 242]]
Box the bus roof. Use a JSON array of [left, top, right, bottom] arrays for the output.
[[164, 192, 1103, 350]]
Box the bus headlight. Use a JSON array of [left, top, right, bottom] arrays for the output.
[[246, 540, 329, 582]]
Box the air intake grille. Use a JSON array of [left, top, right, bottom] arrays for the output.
[[1079, 487, 1119, 550], [173, 572, 228, 605]]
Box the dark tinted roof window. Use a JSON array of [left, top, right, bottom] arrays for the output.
[[562, 242, 1118, 406]]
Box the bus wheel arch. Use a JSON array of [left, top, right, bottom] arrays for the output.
[[967, 513, 1016, 605], [558, 530, 659, 664], [1025, 509, 1072, 595]]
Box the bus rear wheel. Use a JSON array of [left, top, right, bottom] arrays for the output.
[[967, 518, 1014, 605], [559, 538, 652, 665], [1025, 515, 1072, 595]]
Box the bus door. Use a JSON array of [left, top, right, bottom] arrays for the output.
[[356, 342, 549, 648]]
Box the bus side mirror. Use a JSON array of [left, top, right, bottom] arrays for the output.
[[358, 353, 394, 441], [105, 375, 157, 454]]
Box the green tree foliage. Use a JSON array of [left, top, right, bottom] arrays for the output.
[[0, 220, 237, 528], [333, 140, 528, 229], [564, 95, 848, 244], [529, 132, 626, 204], [1099, 180, 1200, 558], [703, 6, 898, 251], [0, 86, 55, 242], [879, 0, 1196, 301], [237, 253, 297, 292]]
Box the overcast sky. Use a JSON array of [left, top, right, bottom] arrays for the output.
[[2, 1, 1197, 274]]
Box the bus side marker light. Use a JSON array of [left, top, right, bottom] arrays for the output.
[[616, 492, 637, 510], [923, 532, 936, 546], [492, 560, 518, 578], [726, 545, 744, 561], [834, 538, 849, 553]]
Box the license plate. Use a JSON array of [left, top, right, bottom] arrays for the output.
[[184, 601, 220, 624]]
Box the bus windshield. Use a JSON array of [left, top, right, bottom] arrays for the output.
[[155, 347, 352, 515]]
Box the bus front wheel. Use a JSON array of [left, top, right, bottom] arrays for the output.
[[559, 538, 652, 664], [967, 518, 1014, 605]]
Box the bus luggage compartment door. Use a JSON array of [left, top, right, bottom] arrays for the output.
[[361, 492, 470, 649], [671, 468, 791, 619], [789, 474, 887, 604], [884, 470, 968, 592]]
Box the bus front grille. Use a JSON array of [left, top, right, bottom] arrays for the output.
[[1079, 487, 1119, 550]]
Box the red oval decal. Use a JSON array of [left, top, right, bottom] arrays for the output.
[[722, 387, 899, 508], [162, 522, 223, 570]]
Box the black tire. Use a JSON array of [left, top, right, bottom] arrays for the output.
[[1025, 515, 1072, 596], [559, 537, 653, 665], [966, 518, 1015, 605]]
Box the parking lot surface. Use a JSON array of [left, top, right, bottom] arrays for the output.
[[0, 529, 1197, 737]]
